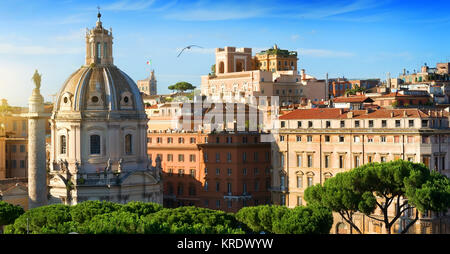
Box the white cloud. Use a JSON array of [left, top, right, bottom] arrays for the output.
[[164, 8, 266, 21]]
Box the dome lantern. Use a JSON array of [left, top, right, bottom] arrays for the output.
[[85, 10, 113, 66]]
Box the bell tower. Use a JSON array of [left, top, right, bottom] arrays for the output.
[[85, 8, 114, 66]]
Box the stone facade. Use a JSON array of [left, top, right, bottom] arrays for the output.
[[272, 107, 450, 233], [47, 13, 162, 206]]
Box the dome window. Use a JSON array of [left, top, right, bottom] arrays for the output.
[[124, 96, 129, 103], [92, 96, 99, 103], [63, 97, 68, 104]]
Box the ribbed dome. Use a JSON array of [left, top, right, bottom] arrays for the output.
[[54, 65, 145, 118]]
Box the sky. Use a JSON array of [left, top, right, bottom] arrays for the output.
[[0, 0, 450, 106]]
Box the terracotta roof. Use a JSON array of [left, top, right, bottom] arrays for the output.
[[279, 108, 448, 120], [378, 92, 430, 98], [333, 96, 373, 103]]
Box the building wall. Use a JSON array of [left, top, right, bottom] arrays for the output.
[[271, 108, 450, 233], [147, 131, 272, 213]]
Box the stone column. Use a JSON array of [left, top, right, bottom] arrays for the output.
[[27, 87, 50, 209]]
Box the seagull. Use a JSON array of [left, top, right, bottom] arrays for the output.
[[177, 45, 203, 57]]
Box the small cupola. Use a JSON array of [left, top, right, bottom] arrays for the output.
[[85, 9, 114, 66]]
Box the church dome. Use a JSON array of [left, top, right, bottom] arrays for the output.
[[53, 12, 145, 119], [55, 65, 144, 115]]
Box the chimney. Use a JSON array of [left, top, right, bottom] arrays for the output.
[[403, 110, 408, 117], [390, 111, 394, 117], [347, 111, 353, 118], [340, 108, 344, 114]]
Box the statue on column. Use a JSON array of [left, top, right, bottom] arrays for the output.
[[32, 70, 42, 90]]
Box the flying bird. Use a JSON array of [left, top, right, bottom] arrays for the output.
[[177, 45, 203, 57]]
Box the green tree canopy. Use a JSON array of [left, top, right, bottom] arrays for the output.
[[168, 82, 196, 93], [235, 205, 332, 234], [305, 160, 450, 234], [0, 201, 24, 228], [70, 201, 122, 224]]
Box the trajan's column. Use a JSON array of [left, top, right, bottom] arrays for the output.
[[26, 70, 50, 208]]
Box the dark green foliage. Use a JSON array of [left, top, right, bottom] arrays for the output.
[[272, 205, 333, 234], [119, 201, 163, 218], [235, 205, 332, 234], [4, 204, 72, 234], [77, 211, 143, 234], [143, 206, 245, 234], [70, 201, 122, 224], [0, 201, 24, 227]]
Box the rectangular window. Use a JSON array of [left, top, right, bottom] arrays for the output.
[[326, 121, 331, 128], [325, 135, 330, 142], [354, 156, 360, 167], [297, 176, 302, 188], [297, 196, 302, 206], [216, 182, 220, 192], [339, 136, 345, 142], [11, 160, 16, 169], [307, 135, 312, 142], [189, 154, 196, 162], [243, 168, 247, 175], [297, 154, 302, 167], [394, 136, 400, 143], [254, 168, 259, 175], [409, 120, 414, 127], [167, 154, 173, 161], [325, 155, 329, 168], [381, 156, 387, 163], [227, 168, 232, 176], [422, 120, 428, 128], [340, 121, 345, 128], [296, 136, 302, 142], [382, 120, 387, 127], [297, 121, 302, 128], [254, 152, 258, 161], [190, 137, 196, 143], [20, 145, 25, 153], [254, 181, 259, 191], [280, 153, 285, 167], [381, 136, 387, 143], [20, 160, 25, 168], [307, 177, 313, 187], [396, 120, 401, 127], [355, 120, 360, 128], [367, 136, 374, 143], [308, 121, 313, 128], [339, 155, 345, 168], [216, 168, 220, 175], [281, 121, 286, 128], [216, 153, 220, 162], [368, 155, 373, 163], [354, 136, 360, 143], [227, 152, 232, 162], [243, 152, 247, 162], [369, 120, 374, 128], [280, 135, 285, 142], [178, 154, 184, 162], [307, 155, 313, 168], [190, 169, 195, 178]]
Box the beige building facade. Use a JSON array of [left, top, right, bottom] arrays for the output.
[[272, 108, 450, 234]]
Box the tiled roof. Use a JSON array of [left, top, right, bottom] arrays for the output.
[[333, 96, 374, 103], [279, 108, 448, 120]]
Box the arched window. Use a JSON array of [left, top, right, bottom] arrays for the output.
[[60, 135, 67, 154], [125, 134, 132, 155], [90, 135, 101, 155]]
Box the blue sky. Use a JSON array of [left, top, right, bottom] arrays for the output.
[[1, 0, 450, 106]]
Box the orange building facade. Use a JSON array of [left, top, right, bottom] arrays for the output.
[[147, 131, 272, 212]]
